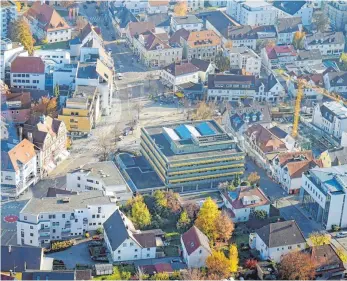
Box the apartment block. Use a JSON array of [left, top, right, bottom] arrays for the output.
[[66, 161, 133, 203], [327, 1, 347, 32], [58, 85, 100, 135], [228, 47, 261, 76], [305, 32, 345, 58], [0, 1, 17, 38], [140, 120, 245, 190], [170, 15, 203, 32], [17, 190, 118, 247], [1, 38, 25, 81], [300, 165, 347, 230]]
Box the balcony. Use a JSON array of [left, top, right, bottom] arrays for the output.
[[83, 218, 88, 224], [39, 232, 50, 238], [39, 228, 50, 233]]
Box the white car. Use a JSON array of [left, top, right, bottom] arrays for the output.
[[117, 73, 123, 80], [336, 232, 347, 238]]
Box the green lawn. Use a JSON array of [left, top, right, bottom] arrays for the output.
[[35, 41, 69, 50], [93, 265, 135, 280], [180, 191, 222, 204], [163, 245, 179, 257]]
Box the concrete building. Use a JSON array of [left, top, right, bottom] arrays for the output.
[[0, 38, 25, 81], [300, 165, 347, 230], [326, 1, 347, 32], [22, 115, 68, 178], [112, 0, 148, 14], [58, 85, 100, 135], [104, 209, 156, 262], [273, 0, 313, 26], [147, 0, 168, 14], [181, 226, 212, 268], [319, 147, 347, 168], [305, 32, 345, 58], [0, 1, 17, 38], [186, 0, 204, 11], [323, 71, 347, 94], [208, 0, 227, 7], [227, 0, 278, 26], [295, 49, 322, 67], [141, 120, 244, 191], [25, 2, 71, 43], [1, 139, 38, 198], [227, 47, 261, 76], [276, 17, 302, 45], [170, 15, 203, 32], [161, 62, 199, 91], [249, 220, 306, 262], [190, 58, 215, 83], [221, 186, 270, 222], [312, 101, 347, 140], [33, 49, 71, 65], [10, 57, 46, 90], [181, 30, 221, 62], [1, 91, 31, 124], [52, 63, 78, 90], [17, 190, 118, 247], [272, 151, 322, 194], [255, 72, 285, 102], [207, 74, 256, 102], [133, 31, 183, 67], [223, 25, 257, 50], [66, 161, 133, 203]]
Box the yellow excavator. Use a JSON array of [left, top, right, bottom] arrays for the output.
[[277, 72, 347, 138]]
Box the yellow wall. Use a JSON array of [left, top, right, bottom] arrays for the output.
[[58, 115, 92, 133], [62, 107, 90, 117], [319, 150, 332, 168]]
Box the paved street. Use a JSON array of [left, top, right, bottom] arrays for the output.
[[245, 157, 322, 237]]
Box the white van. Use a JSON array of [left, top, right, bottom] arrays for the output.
[[117, 73, 123, 80]]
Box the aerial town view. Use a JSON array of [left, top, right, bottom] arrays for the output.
[[1, 0, 347, 280]]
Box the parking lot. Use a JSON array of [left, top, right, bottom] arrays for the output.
[[1, 200, 28, 245]]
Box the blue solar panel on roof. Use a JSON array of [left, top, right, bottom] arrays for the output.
[[196, 122, 215, 136], [175, 124, 191, 139]]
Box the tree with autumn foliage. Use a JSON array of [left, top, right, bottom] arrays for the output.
[[228, 244, 239, 273], [336, 247, 347, 262], [279, 251, 316, 280], [166, 190, 181, 214], [128, 195, 151, 229], [215, 211, 234, 242], [177, 210, 190, 231], [244, 259, 258, 269], [224, 40, 233, 50], [248, 172, 260, 186], [192, 101, 215, 120], [195, 197, 220, 240], [32, 97, 58, 117], [183, 202, 199, 221], [174, 1, 187, 16], [292, 31, 305, 49], [182, 268, 205, 280], [309, 232, 331, 246], [9, 18, 34, 55], [206, 251, 230, 279]]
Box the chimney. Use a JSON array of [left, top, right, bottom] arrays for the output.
[[28, 132, 33, 143], [18, 127, 23, 141]]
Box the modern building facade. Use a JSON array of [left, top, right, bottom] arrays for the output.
[[326, 1, 347, 32], [0, 1, 17, 38], [228, 47, 261, 76], [17, 190, 118, 247], [1, 38, 25, 81], [140, 120, 245, 192], [300, 165, 347, 230]]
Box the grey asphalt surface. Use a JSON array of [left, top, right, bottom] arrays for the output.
[[245, 157, 322, 237], [1, 200, 28, 245]]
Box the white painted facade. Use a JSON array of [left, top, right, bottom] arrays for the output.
[[187, 0, 204, 11], [53, 63, 78, 89], [275, 2, 313, 26], [312, 102, 347, 140], [161, 68, 199, 91], [249, 232, 306, 262], [17, 193, 118, 247], [33, 49, 71, 65], [208, 0, 227, 7], [228, 47, 261, 76], [147, 3, 168, 14], [0, 2, 17, 38], [323, 72, 347, 94], [305, 34, 345, 57], [104, 235, 156, 262], [170, 17, 203, 32], [11, 72, 45, 90], [226, 0, 278, 26], [300, 166, 347, 230], [0, 39, 25, 80], [181, 239, 211, 268], [288, 80, 322, 101]]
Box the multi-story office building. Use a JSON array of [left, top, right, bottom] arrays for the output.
[[58, 85, 100, 135], [207, 74, 256, 102], [227, 0, 278, 26], [0, 38, 25, 81], [186, 0, 204, 11], [327, 1, 347, 32], [140, 120, 245, 191], [17, 190, 118, 247], [305, 32, 345, 58], [10, 57, 46, 90], [0, 1, 17, 38], [273, 1, 313, 26], [66, 161, 133, 203], [300, 165, 347, 230], [312, 101, 347, 140]]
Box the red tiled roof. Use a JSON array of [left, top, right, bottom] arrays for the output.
[[286, 159, 323, 178], [182, 226, 211, 256], [278, 151, 314, 166], [128, 22, 155, 37], [26, 1, 70, 31], [11, 57, 45, 74], [265, 45, 296, 59]]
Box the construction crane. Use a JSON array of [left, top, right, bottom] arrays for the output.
[[277, 71, 347, 138]]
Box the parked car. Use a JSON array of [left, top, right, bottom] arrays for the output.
[[171, 259, 181, 263], [117, 73, 123, 80], [336, 232, 347, 238]]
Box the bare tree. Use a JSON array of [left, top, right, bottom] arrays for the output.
[[112, 123, 122, 144], [182, 268, 205, 280], [133, 102, 143, 121], [95, 128, 114, 161], [192, 101, 216, 120]]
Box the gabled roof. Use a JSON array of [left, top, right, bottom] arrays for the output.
[[11, 57, 45, 74], [169, 28, 190, 45], [149, 0, 169, 7], [172, 15, 202, 25], [265, 45, 296, 60], [306, 32, 345, 45], [181, 226, 211, 256], [190, 58, 211, 72], [26, 1, 70, 31], [1, 245, 44, 272], [1, 139, 36, 172], [326, 146, 347, 166], [273, 1, 307, 15], [114, 7, 138, 29], [163, 62, 199, 77], [256, 220, 306, 248], [186, 30, 221, 48], [297, 49, 322, 61], [227, 25, 257, 40], [277, 17, 302, 33], [325, 71, 347, 87], [140, 31, 171, 51], [269, 126, 288, 139]]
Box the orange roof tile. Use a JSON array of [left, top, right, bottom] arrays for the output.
[[187, 30, 221, 48], [7, 139, 36, 172]]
